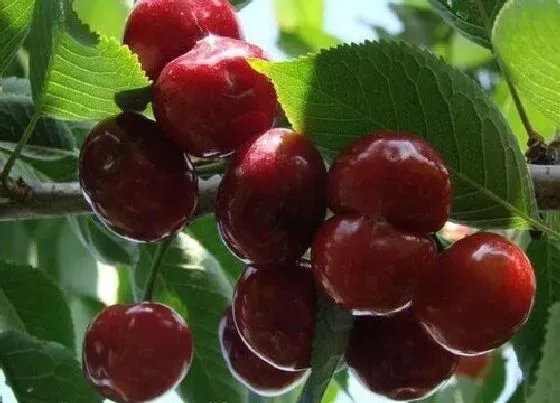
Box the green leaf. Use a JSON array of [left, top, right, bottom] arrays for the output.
[[427, 0, 506, 48], [512, 213, 560, 385], [333, 370, 353, 401], [136, 233, 247, 403], [527, 303, 560, 403], [493, 0, 560, 124], [297, 295, 354, 403], [0, 0, 34, 74], [251, 41, 540, 232], [27, 0, 149, 120], [231, 0, 251, 9], [474, 351, 507, 403], [68, 215, 139, 267], [0, 261, 75, 351], [0, 331, 101, 403], [74, 0, 130, 39]]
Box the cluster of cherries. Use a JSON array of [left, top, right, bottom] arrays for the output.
[[76, 0, 537, 402]]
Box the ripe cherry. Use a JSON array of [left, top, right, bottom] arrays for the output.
[[217, 128, 327, 264], [456, 353, 493, 380], [79, 112, 198, 242], [327, 131, 452, 233], [123, 0, 242, 80], [413, 232, 536, 355], [311, 215, 437, 315], [233, 262, 316, 371], [219, 308, 307, 396], [153, 35, 278, 158], [82, 302, 194, 403], [346, 309, 459, 401]]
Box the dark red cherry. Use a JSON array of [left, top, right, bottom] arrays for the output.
[[123, 0, 242, 80], [456, 353, 493, 380], [153, 35, 278, 158], [327, 131, 452, 233], [311, 215, 437, 315], [219, 308, 307, 396], [233, 263, 316, 371], [346, 309, 459, 401], [79, 112, 198, 242], [82, 303, 194, 403], [217, 128, 326, 264], [413, 232, 536, 355]]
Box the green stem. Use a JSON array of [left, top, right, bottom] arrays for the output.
[[195, 158, 229, 177], [143, 236, 174, 302], [0, 110, 41, 189]]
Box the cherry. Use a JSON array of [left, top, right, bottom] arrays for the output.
[[233, 262, 316, 371], [153, 35, 278, 158], [413, 232, 536, 355], [311, 215, 437, 315], [79, 112, 198, 242], [219, 308, 307, 396], [327, 131, 452, 233], [456, 353, 493, 380], [123, 0, 242, 80], [346, 309, 459, 401], [82, 302, 194, 403], [217, 128, 327, 264]]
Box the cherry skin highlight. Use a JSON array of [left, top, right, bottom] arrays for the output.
[[327, 131, 452, 233], [153, 35, 278, 158], [233, 262, 316, 371], [79, 112, 198, 242], [217, 128, 327, 264], [219, 308, 307, 396], [123, 0, 242, 80], [413, 232, 536, 355], [311, 215, 437, 315], [346, 309, 459, 401], [82, 302, 194, 403]]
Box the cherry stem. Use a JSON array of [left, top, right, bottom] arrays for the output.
[[143, 236, 174, 302], [195, 158, 229, 177]]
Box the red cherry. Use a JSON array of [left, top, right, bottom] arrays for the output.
[[79, 112, 198, 242], [327, 131, 452, 233], [413, 232, 536, 355], [153, 35, 278, 158], [219, 308, 307, 396], [346, 309, 459, 401], [456, 353, 493, 380], [311, 215, 437, 315], [233, 263, 316, 371], [123, 0, 242, 80], [82, 303, 194, 403], [217, 128, 327, 264]]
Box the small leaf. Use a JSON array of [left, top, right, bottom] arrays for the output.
[[297, 294, 354, 403], [0, 331, 101, 403], [493, 0, 560, 124], [0, 0, 34, 74], [427, 0, 506, 48], [527, 303, 560, 403], [251, 41, 540, 232]]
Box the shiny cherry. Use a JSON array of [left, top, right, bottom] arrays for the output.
[[233, 262, 316, 371], [327, 131, 452, 233], [82, 303, 194, 403], [153, 35, 278, 157], [217, 128, 327, 264], [79, 112, 198, 242], [311, 215, 437, 315], [123, 0, 242, 80], [346, 309, 459, 401], [219, 308, 307, 396], [456, 353, 493, 380], [413, 232, 536, 355]]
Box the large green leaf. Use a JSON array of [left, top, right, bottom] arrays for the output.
[[136, 233, 247, 403], [493, 0, 560, 124], [74, 0, 130, 39], [0, 331, 101, 403], [427, 0, 506, 48], [0, 0, 33, 74], [0, 261, 75, 351], [251, 42, 540, 232], [27, 0, 148, 120], [512, 213, 560, 386]]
